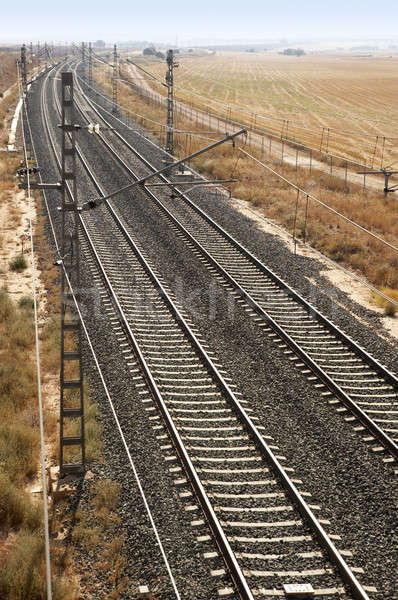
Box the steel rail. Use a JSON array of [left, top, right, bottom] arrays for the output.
[[73, 65, 398, 460], [48, 63, 373, 600], [28, 67, 182, 599], [42, 61, 254, 600]]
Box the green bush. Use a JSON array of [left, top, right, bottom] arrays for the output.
[[0, 424, 39, 482], [18, 296, 34, 310], [0, 474, 41, 530], [9, 254, 27, 272], [384, 303, 397, 317]]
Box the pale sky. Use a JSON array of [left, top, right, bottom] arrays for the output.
[[3, 0, 398, 44]]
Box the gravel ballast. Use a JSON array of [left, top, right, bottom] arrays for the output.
[[26, 66, 398, 599]]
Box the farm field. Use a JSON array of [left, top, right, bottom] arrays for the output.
[[134, 51, 398, 168]]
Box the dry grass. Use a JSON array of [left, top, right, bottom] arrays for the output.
[[92, 479, 122, 514], [0, 50, 18, 145], [372, 287, 398, 316], [0, 287, 77, 599], [0, 51, 18, 95], [0, 154, 20, 189], [33, 192, 61, 313]]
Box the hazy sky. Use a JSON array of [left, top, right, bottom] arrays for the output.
[[3, 0, 398, 44]]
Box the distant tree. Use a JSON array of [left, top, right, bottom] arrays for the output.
[[143, 46, 156, 56], [281, 48, 305, 56], [94, 40, 105, 47]]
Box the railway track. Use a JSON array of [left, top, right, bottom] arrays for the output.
[[71, 64, 398, 463], [30, 60, 380, 598]]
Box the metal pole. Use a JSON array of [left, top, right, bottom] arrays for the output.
[[20, 44, 27, 95], [112, 44, 118, 113], [59, 72, 85, 477], [88, 42, 92, 88], [81, 42, 86, 78], [166, 49, 176, 155]]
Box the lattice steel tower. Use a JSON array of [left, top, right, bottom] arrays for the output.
[[81, 42, 86, 78], [59, 72, 85, 476], [165, 49, 177, 155], [20, 44, 27, 94], [112, 44, 118, 113], [88, 42, 92, 87]]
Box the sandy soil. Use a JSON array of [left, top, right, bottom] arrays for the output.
[[0, 180, 59, 498], [0, 189, 46, 310], [231, 196, 398, 342]]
